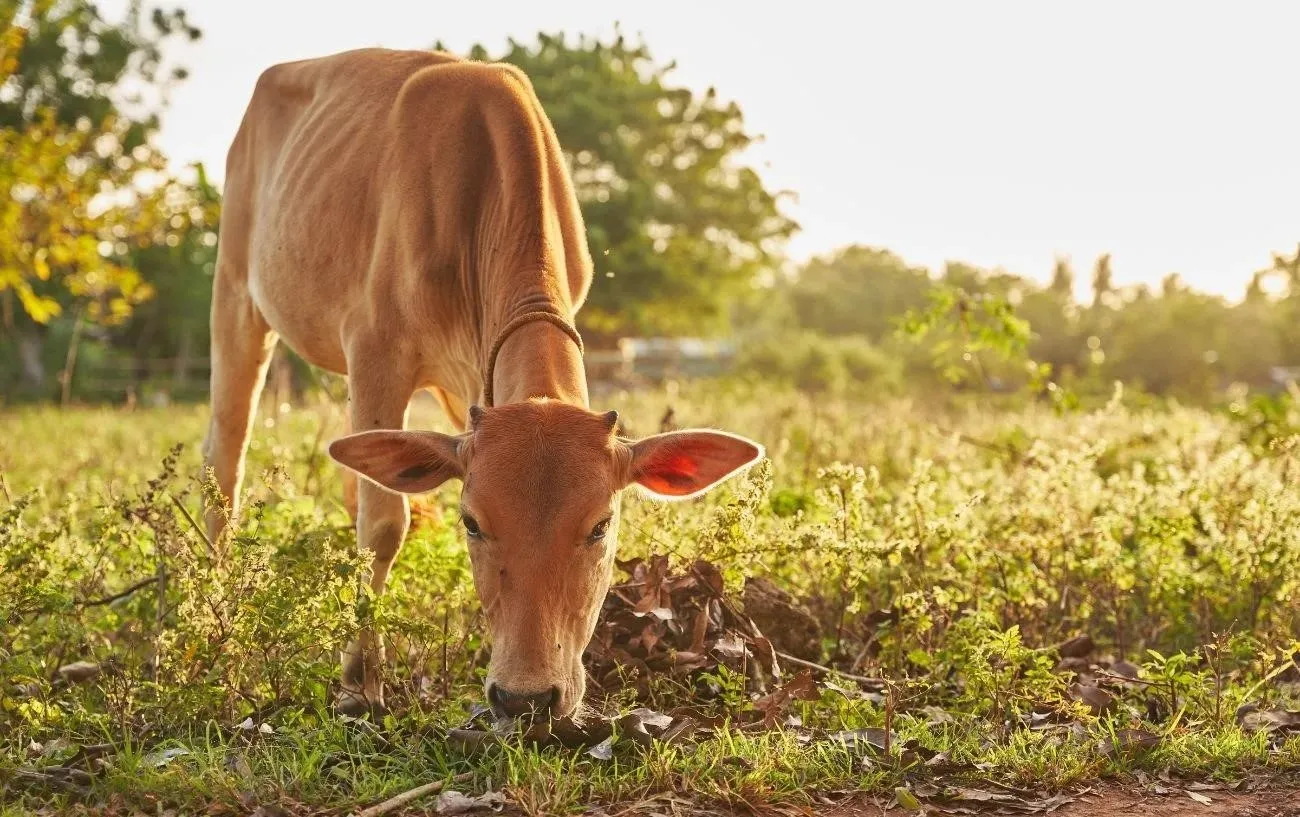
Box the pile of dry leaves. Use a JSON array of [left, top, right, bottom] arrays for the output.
[[445, 554, 916, 763]]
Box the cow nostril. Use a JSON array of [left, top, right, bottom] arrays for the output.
[[489, 684, 559, 719]]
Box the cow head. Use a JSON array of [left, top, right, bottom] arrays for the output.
[[327, 398, 763, 721]]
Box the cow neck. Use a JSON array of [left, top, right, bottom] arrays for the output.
[[482, 308, 588, 409]]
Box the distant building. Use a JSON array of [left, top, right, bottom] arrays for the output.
[[586, 337, 737, 384]]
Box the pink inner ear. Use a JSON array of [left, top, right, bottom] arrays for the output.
[[640, 450, 701, 494]]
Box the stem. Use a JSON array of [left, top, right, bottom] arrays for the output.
[[775, 651, 880, 686], [355, 772, 475, 817], [170, 493, 214, 558]]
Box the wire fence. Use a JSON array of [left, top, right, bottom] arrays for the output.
[[50, 343, 736, 407]]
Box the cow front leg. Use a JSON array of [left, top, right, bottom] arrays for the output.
[[203, 279, 277, 545], [336, 358, 414, 718]]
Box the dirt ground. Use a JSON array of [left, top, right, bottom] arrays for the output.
[[817, 785, 1300, 817]]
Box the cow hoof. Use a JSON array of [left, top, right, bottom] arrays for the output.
[[334, 689, 387, 721]]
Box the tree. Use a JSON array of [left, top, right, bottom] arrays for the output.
[[1049, 255, 1074, 296], [0, 0, 199, 139], [443, 31, 797, 339], [109, 164, 221, 399], [0, 0, 200, 396], [784, 245, 931, 340], [0, 112, 164, 390], [1090, 253, 1113, 308]]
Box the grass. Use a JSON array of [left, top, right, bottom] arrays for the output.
[[2, 379, 1299, 814]]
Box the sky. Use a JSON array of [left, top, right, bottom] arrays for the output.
[[102, 1, 1300, 301]]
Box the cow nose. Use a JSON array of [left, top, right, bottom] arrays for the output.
[[488, 684, 558, 719]]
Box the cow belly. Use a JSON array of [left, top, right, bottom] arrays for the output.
[[247, 256, 351, 375]]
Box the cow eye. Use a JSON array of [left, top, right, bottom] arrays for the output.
[[588, 518, 611, 543], [462, 514, 482, 538]]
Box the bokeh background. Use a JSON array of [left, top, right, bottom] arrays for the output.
[[2, 0, 1299, 409]]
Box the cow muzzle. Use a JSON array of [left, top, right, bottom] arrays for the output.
[[487, 682, 559, 721]]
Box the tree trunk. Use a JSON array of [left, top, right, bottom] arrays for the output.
[[60, 306, 87, 408], [172, 328, 193, 394], [17, 328, 46, 391]]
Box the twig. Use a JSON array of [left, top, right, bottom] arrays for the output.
[[1090, 669, 1165, 689], [353, 772, 474, 817], [0, 472, 12, 504], [169, 493, 214, 556], [80, 576, 158, 607], [775, 651, 880, 686]]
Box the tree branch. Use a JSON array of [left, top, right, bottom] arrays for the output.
[[80, 576, 157, 608]]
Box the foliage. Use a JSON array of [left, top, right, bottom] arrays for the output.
[[0, 110, 163, 326], [0, 0, 207, 399], [2, 383, 1298, 810], [445, 30, 798, 340], [734, 330, 902, 395], [785, 244, 1300, 405], [0, 0, 200, 139], [784, 246, 932, 341]]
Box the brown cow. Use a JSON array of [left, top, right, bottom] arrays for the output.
[[203, 48, 763, 720]]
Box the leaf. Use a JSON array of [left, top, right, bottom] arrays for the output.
[[57, 661, 100, 684], [585, 736, 615, 761], [1237, 706, 1300, 734], [751, 669, 819, 725], [615, 712, 656, 747], [1068, 682, 1114, 715], [141, 747, 191, 768], [1056, 634, 1094, 658], [894, 787, 922, 811], [436, 789, 507, 814], [1101, 728, 1161, 757], [1110, 660, 1142, 679], [628, 707, 673, 732], [825, 728, 894, 753], [1186, 791, 1213, 805], [711, 635, 746, 660]]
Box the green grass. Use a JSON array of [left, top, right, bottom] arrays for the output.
[[2, 380, 1299, 814]]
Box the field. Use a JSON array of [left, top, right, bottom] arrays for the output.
[[3, 381, 1300, 816]]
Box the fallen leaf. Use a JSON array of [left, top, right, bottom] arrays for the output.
[[894, 787, 922, 811], [1057, 634, 1094, 658], [1237, 705, 1300, 734], [1068, 681, 1114, 714], [586, 736, 615, 761], [57, 661, 101, 684], [825, 728, 894, 753], [628, 707, 673, 732], [436, 789, 507, 814], [1110, 660, 1142, 679], [1186, 791, 1212, 805], [751, 669, 819, 725], [141, 747, 191, 768], [1101, 728, 1161, 756]]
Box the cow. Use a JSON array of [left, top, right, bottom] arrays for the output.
[[202, 48, 763, 721]]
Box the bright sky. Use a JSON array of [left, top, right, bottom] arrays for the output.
[[106, 1, 1300, 301]]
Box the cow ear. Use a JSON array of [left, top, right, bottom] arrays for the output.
[[625, 429, 764, 500], [328, 430, 465, 495]]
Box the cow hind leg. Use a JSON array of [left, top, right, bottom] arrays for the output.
[[339, 413, 359, 522], [337, 351, 415, 718], [203, 283, 277, 545], [429, 386, 469, 432]]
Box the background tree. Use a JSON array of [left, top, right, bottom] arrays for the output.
[[0, 0, 199, 137], [443, 31, 798, 340], [782, 245, 931, 341], [0, 0, 201, 397]]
